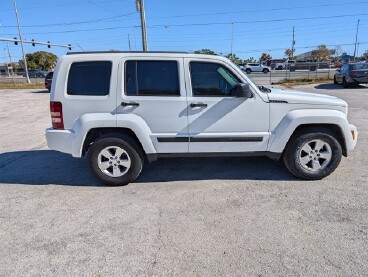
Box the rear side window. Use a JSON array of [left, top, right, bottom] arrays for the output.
[[125, 61, 180, 96], [67, 61, 112, 96]]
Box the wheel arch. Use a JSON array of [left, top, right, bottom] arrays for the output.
[[283, 124, 347, 157], [268, 110, 350, 157], [82, 127, 154, 157]]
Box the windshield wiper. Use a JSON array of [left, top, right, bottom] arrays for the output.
[[258, 85, 271, 93]]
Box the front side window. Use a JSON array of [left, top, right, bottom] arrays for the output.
[[67, 61, 112, 96], [190, 61, 241, 96], [125, 60, 180, 96]]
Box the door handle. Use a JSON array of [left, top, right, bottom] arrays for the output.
[[190, 103, 207, 108], [121, 102, 139, 107]]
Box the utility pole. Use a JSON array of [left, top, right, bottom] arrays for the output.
[[230, 23, 234, 57], [128, 34, 131, 51], [136, 0, 148, 51], [13, 0, 30, 83], [291, 26, 295, 59], [6, 44, 15, 84], [353, 19, 360, 60]]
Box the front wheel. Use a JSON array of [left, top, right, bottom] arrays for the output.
[[245, 69, 251, 74], [283, 129, 342, 180], [88, 135, 143, 186]]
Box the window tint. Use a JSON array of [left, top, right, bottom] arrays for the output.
[[190, 62, 241, 96], [125, 61, 180, 96], [67, 61, 112, 96]]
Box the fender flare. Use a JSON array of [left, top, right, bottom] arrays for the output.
[[268, 109, 351, 153]]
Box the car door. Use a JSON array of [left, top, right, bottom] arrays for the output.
[[184, 58, 270, 153], [116, 57, 189, 153], [336, 65, 346, 82]]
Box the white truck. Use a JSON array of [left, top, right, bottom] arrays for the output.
[[46, 51, 358, 186]]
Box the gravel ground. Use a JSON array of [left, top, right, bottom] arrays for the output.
[[0, 84, 367, 276]]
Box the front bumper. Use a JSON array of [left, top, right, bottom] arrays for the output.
[[347, 124, 358, 152]]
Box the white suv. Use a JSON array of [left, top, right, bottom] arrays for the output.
[[46, 51, 358, 185], [243, 63, 271, 74]]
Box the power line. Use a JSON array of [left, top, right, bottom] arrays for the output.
[[1, 12, 367, 36]]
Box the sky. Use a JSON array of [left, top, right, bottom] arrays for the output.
[[0, 0, 368, 63]]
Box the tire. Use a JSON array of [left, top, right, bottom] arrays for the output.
[[277, 66, 283, 70], [333, 76, 338, 85], [88, 134, 144, 186], [283, 128, 342, 180], [263, 68, 269, 74], [245, 69, 251, 74], [342, 77, 349, 88]]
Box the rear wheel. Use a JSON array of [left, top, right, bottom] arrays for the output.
[[333, 76, 338, 85], [283, 129, 342, 180], [245, 69, 251, 74], [88, 135, 143, 186], [342, 77, 349, 88], [263, 68, 269, 74]]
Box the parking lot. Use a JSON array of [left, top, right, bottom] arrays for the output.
[[0, 84, 367, 276]]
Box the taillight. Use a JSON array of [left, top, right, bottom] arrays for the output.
[[50, 101, 64, 129], [349, 71, 357, 77]]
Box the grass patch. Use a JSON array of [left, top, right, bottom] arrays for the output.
[[276, 76, 334, 88], [0, 82, 45, 89]]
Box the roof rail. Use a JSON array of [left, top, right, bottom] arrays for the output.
[[67, 51, 189, 55]]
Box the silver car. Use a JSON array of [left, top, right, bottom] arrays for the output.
[[334, 63, 368, 87]]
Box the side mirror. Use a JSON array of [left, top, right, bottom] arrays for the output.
[[336, 68, 341, 72], [232, 83, 253, 98]]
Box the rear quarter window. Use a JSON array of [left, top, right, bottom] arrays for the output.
[[67, 61, 112, 96]]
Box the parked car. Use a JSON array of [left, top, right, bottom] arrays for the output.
[[334, 63, 368, 87], [23, 69, 48, 78], [46, 51, 358, 186], [45, 72, 53, 92], [243, 63, 271, 74]]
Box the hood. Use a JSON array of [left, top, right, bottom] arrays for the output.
[[268, 88, 347, 107]]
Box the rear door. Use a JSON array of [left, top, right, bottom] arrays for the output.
[[116, 57, 189, 153]]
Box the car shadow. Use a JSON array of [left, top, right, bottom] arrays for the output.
[[31, 89, 49, 94], [0, 150, 295, 186], [314, 83, 368, 90]]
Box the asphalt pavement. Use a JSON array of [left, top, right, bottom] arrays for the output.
[[0, 84, 367, 276]]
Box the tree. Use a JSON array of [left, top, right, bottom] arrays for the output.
[[333, 45, 344, 62], [194, 49, 217, 55], [243, 57, 257, 63], [19, 51, 58, 70], [311, 45, 330, 61], [225, 53, 243, 64], [260, 53, 272, 62], [284, 48, 295, 59], [362, 50, 368, 60]]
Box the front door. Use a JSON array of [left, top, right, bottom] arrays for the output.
[[184, 59, 270, 153]]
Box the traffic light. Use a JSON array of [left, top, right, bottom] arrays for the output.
[[47, 41, 51, 48], [68, 44, 72, 50], [31, 39, 35, 46], [14, 37, 18, 45]]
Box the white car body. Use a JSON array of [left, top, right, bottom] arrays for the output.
[[243, 63, 271, 73], [45, 51, 358, 183]]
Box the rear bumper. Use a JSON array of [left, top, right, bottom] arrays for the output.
[[45, 128, 79, 157]]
